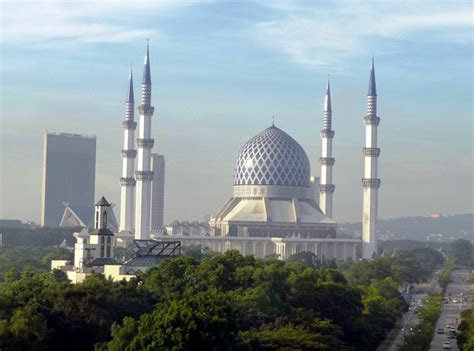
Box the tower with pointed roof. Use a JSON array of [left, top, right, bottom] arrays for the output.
[[362, 59, 381, 259], [319, 79, 335, 218], [119, 68, 137, 233], [134, 41, 155, 240]]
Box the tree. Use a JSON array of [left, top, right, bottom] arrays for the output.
[[449, 239, 473, 265], [108, 289, 240, 351], [288, 251, 320, 269]]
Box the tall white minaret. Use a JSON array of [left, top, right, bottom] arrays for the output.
[[319, 79, 335, 218], [135, 41, 155, 240], [119, 68, 137, 233], [362, 59, 381, 259]]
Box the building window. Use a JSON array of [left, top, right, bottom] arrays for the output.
[[106, 236, 111, 257], [100, 236, 105, 257], [95, 211, 99, 228], [103, 211, 107, 229]]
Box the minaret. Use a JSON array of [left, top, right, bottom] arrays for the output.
[[119, 68, 137, 233], [362, 59, 381, 259], [134, 41, 155, 240], [319, 79, 335, 218]]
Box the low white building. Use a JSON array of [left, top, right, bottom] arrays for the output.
[[52, 196, 181, 283]]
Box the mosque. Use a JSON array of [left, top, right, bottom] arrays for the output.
[[52, 42, 381, 282]]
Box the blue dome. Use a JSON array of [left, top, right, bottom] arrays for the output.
[[234, 126, 310, 187]]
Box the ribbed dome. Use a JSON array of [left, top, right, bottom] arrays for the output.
[[234, 126, 310, 187]]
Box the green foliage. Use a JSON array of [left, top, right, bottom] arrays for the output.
[[181, 245, 213, 261], [457, 308, 474, 351], [346, 248, 443, 287], [0, 246, 73, 282], [449, 239, 473, 266], [399, 294, 443, 351], [0, 226, 78, 246], [0, 249, 431, 350], [438, 258, 455, 291], [0, 271, 155, 350]]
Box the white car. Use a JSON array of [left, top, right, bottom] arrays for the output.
[[443, 341, 451, 349]]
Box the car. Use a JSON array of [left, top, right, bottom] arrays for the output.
[[437, 328, 445, 334], [443, 341, 451, 349], [452, 299, 459, 303]]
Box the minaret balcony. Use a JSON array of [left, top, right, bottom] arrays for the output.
[[136, 138, 155, 148], [121, 149, 137, 158], [136, 170, 154, 181], [120, 177, 136, 186], [319, 184, 335, 193], [362, 178, 381, 188], [122, 120, 137, 130], [138, 105, 155, 115], [320, 129, 335, 138], [363, 148, 380, 157], [319, 157, 335, 166], [364, 116, 380, 126]]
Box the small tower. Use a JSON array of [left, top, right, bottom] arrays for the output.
[[319, 79, 335, 218], [135, 41, 155, 240], [90, 197, 114, 258], [362, 59, 381, 259], [119, 68, 137, 233]]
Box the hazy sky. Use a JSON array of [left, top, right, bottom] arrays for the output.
[[1, 0, 473, 224]]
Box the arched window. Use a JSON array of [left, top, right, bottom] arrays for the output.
[[103, 211, 107, 229], [95, 211, 99, 228]]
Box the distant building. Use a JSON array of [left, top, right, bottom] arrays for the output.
[[431, 212, 442, 219], [166, 220, 209, 236], [40, 132, 96, 227], [150, 154, 165, 231]]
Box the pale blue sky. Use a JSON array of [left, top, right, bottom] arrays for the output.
[[1, 0, 472, 224]]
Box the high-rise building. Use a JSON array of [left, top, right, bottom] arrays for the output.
[[150, 153, 165, 231], [40, 132, 96, 227], [362, 59, 381, 259]]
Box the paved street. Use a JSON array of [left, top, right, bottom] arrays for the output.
[[429, 269, 472, 351], [388, 272, 440, 351]]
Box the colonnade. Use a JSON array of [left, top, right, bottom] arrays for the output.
[[153, 235, 359, 260]]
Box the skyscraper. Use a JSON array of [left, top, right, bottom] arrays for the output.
[[40, 132, 96, 227], [150, 153, 165, 231], [362, 59, 381, 259]]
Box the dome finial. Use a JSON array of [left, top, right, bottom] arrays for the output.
[[272, 115, 275, 127]]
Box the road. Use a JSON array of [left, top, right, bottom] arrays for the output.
[[387, 272, 440, 351], [429, 269, 472, 351]]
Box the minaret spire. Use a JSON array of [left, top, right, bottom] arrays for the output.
[[126, 67, 134, 103], [142, 39, 151, 85], [120, 67, 137, 233], [362, 58, 381, 259], [368, 58, 377, 96], [319, 77, 335, 218], [135, 40, 155, 240]]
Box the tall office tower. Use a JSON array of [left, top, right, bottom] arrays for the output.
[[40, 132, 96, 227], [319, 79, 335, 218], [119, 68, 137, 233], [134, 42, 155, 240], [150, 153, 165, 231], [362, 59, 381, 259]]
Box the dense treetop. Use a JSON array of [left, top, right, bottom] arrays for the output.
[[0, 247, 448, 351]]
